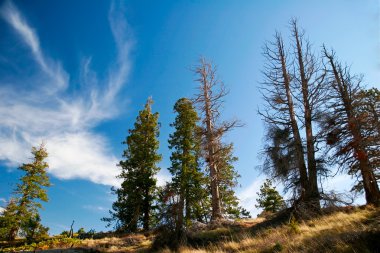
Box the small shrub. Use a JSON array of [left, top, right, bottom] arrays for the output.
[[272, 242, 283, 252], [288, 215, 300, 234], [60, 230, 70, 237]]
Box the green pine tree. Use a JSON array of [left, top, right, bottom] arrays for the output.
[[104, 98, 162, 232], [20, 213, 49, 243], [216, 143, 249, 218], [0, 144, 50, 241], [256, 179, 285, 213], [0, 199, 18, 240], [168, 98, 208, 235]]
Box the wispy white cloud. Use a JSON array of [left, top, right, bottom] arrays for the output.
[[106, 1, 133, 108], [0, 1, 133, 187], [47, 133, 121, 186], [0, 1, 68, 93]]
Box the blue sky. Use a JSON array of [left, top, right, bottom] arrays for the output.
[[0, 0, 379, 235]]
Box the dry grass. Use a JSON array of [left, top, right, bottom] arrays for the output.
[[79, 234, 152, 252], [64, 206, 379, 253], [160, 205, 380, 253]]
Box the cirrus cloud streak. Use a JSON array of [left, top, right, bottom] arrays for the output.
[[0, 1, 132, 187]]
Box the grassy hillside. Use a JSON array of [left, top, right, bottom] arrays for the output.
[[174, 206, 379, 253], [2, 206, 379, 252]]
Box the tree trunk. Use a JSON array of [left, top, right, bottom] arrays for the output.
[[206, 108, 222, 220], [326, 53, 380, 206], [293, 25, 320, 209], [194, 59, 238, 220], [8, 227, 18, 241], [350, 119, 380, 205], [358, 153, 380, 205], [350, 116, 380, 206], [185, 186, 190, 226], [129, 204, 140, 232], [277, 35, 309, 200], [143, 190, 150, 231], [202, 74, 222, 220], [176, 193, 185, 235]]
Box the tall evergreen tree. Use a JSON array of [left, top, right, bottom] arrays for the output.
[[0, 144, 50, 241], [104, 98, 162, 232], [168, 98, 207, 238]]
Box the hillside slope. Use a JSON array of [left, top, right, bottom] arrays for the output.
[[2, 206, 379, 252], [79, 206, 379, 253]]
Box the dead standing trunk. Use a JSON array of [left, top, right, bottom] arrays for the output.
[[202, 66, 222, 220], [277, 35, 309, 199], [292, 22, 320, 209], [193, 59, 240, 221], [325, 50, 380, 206]]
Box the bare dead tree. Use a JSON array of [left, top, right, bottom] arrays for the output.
[[323, 47, 380, 206], [260, 20, 328, 211], [259, 32, 309, 198], [69, 220, 74, 238], [193, 58, 241, 220], [290, 19, 327, 209]]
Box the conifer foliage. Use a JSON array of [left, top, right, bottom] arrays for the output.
[[168, 98, 207, 238], [256, 179, 285, 213], [216, 143, 249, 218], [21, 214, 49, 243], [104, 98, 162, 232], [0, 144, 50, 241]]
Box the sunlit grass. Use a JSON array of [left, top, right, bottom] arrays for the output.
[[73, 206, 379, 252], [161, 206, 379, 253], [4, 206, 376, 252]]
